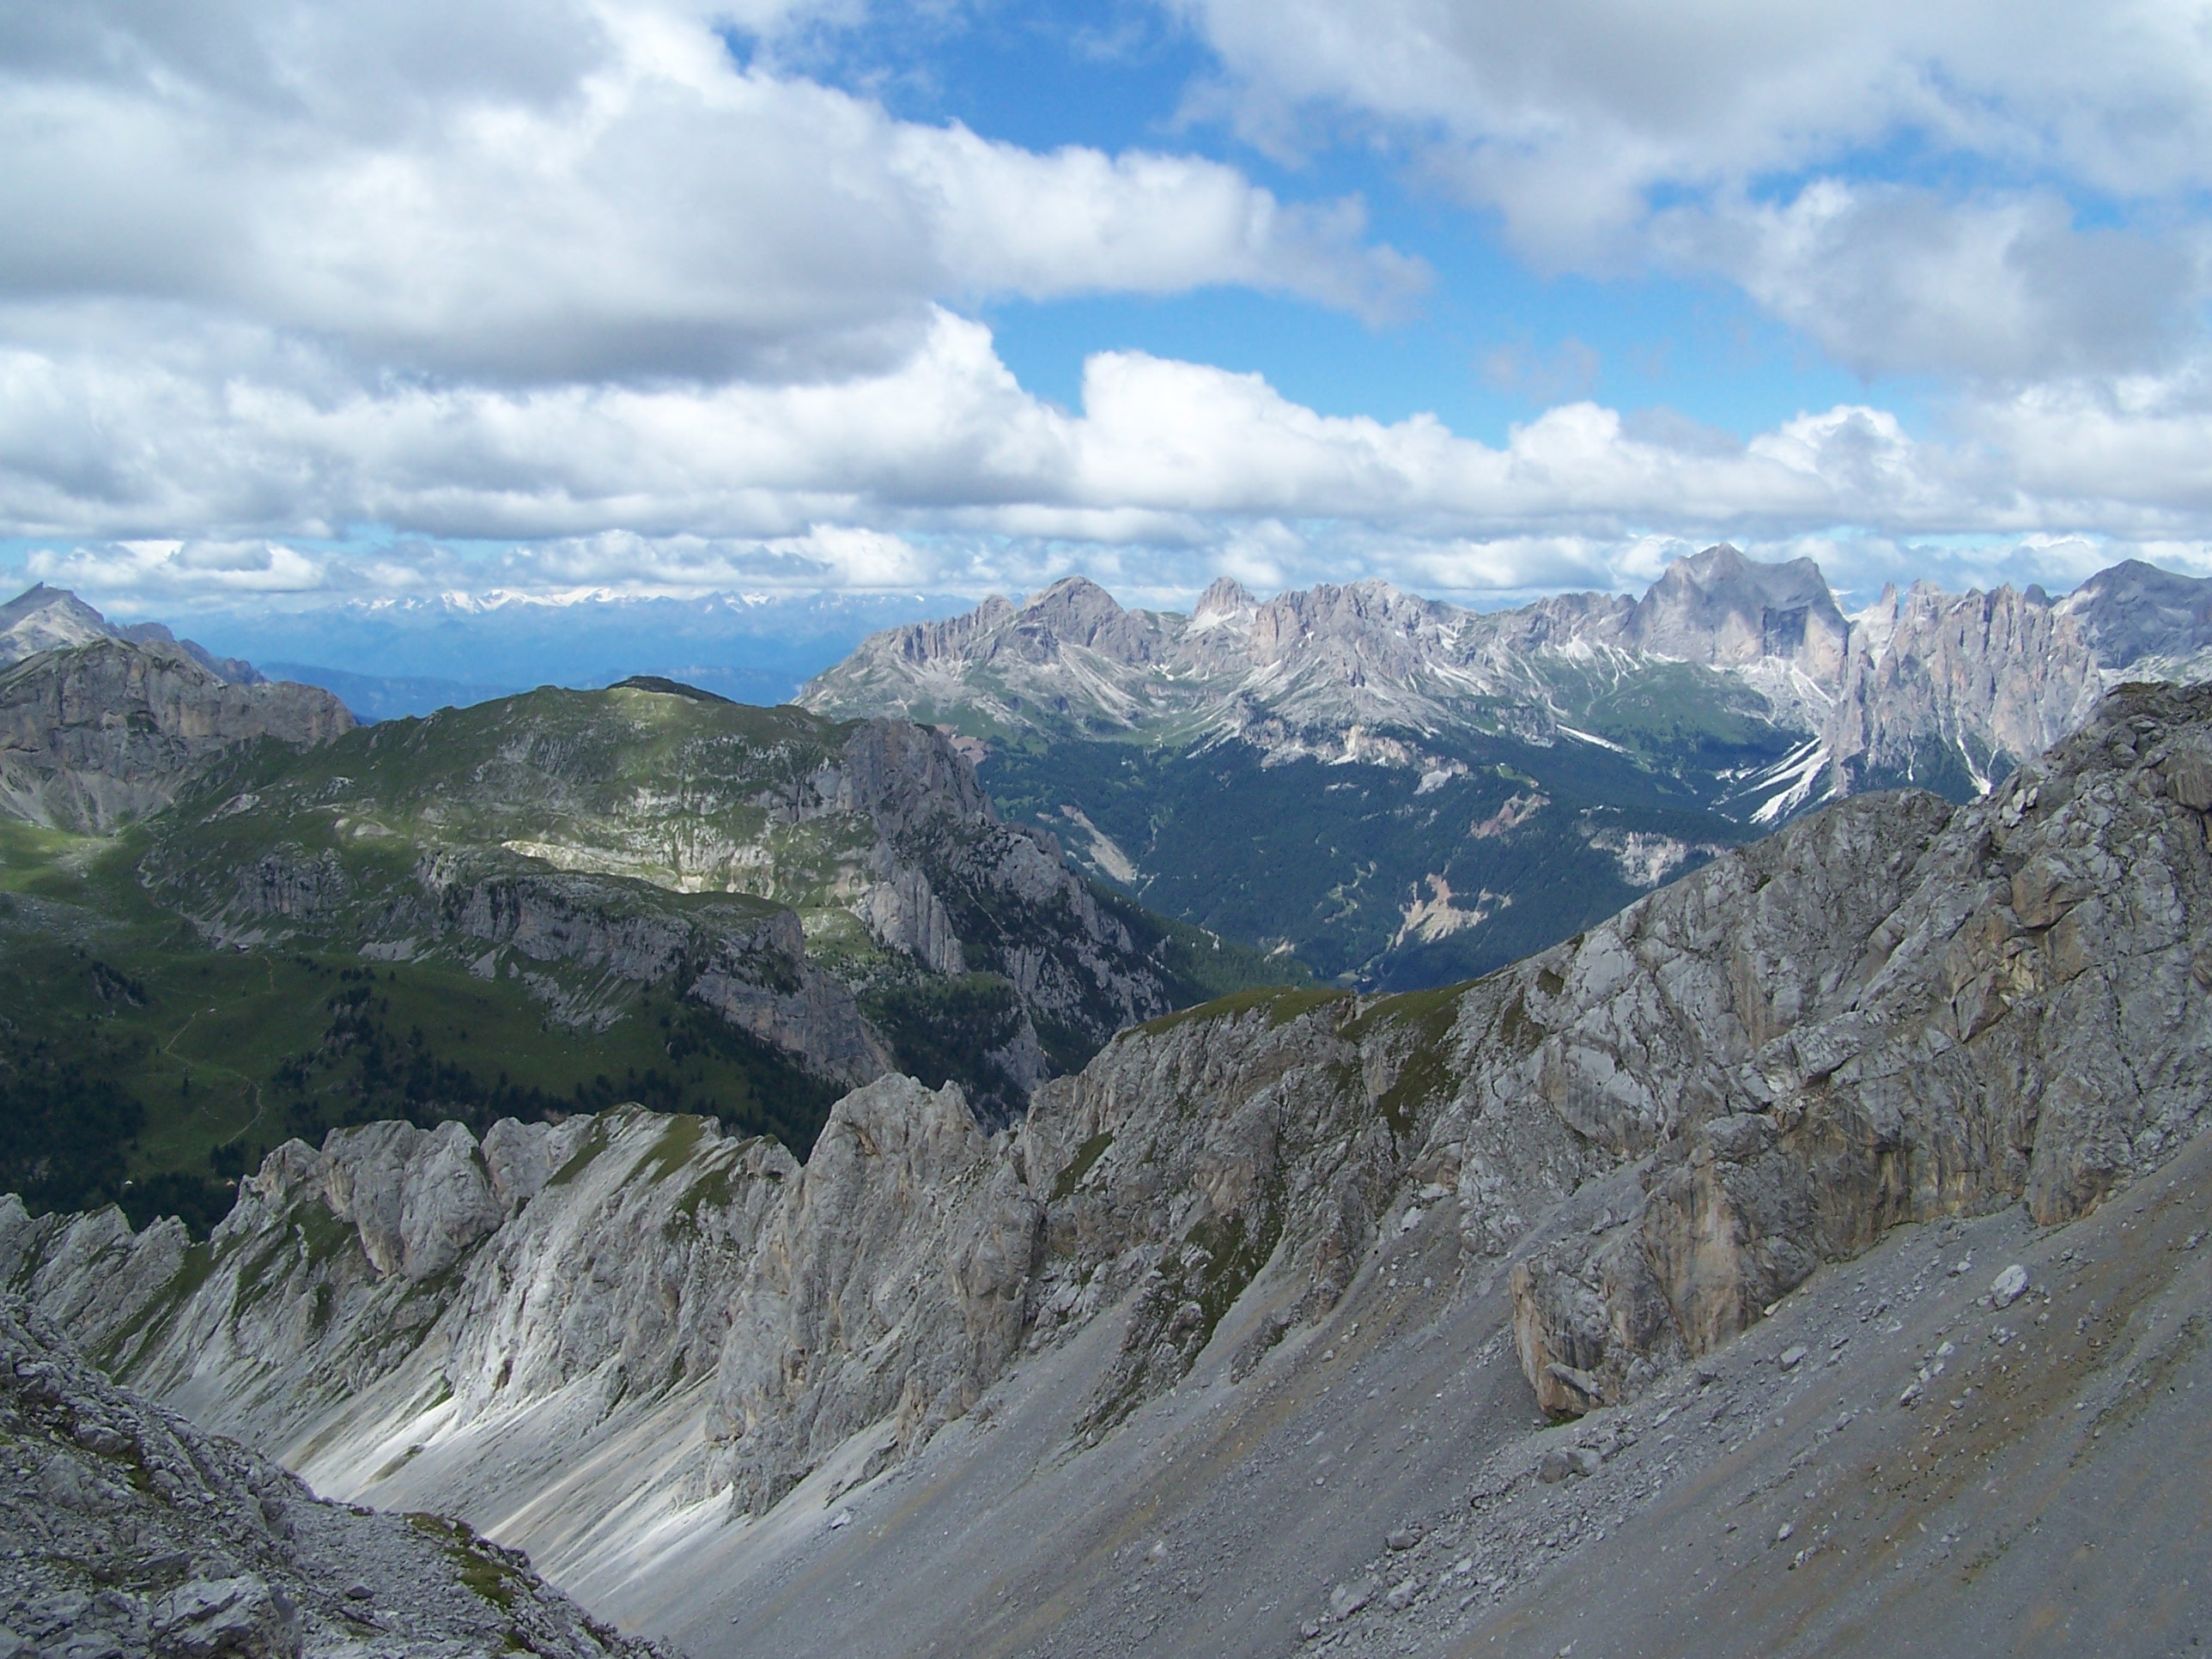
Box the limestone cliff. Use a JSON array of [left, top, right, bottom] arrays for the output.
[[0, 636, 354, 832], [1828, 580, 2105, 799]]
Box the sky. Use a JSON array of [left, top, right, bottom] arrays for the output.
[[3, 0, 2212, 617]]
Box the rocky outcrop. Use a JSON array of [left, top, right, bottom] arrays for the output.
[[0, 636, 353, 832], [706, 1073, 1045, 1511], [0, 1294, 669, 1659], [1500, 682, 2212, 1411]]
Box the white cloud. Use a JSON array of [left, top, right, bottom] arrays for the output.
[[10, 306, 2212, 611], [5, 0, 2212, 614], [1655, 184, 2201, 380], [1178, 0, 2212, 238], [0, 0, 1418, 386], [1176, 0, 2212, 383]]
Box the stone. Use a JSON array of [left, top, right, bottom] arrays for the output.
[[1779, 1346, 1808, 1370], [1328, 1577, 1377, 1620], [2166, 750, 2212, 811], [1385, 1577, 1419, 1612], [1990, 1265, 2030, 1309], [1386, 1527, 1423, 1551]]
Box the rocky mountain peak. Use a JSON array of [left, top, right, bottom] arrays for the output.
[[0, 635, 355, 831], [1190, 575, 1258, 630], [0, 582, 268, 684], [1624, 542, 1850, 678], [2057, 557, 2212, 674], [0, 582, 122, 666]]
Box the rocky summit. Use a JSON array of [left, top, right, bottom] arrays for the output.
[[9, 678, 2212, 1657], [799, 548, 2205, 988]]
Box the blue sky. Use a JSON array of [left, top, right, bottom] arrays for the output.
[[2, 0, 2209, 617]]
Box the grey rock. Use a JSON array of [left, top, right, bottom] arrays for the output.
[[1990, 1265, 2030, 1309], [0, 637, 350, 832], [16, 678, 2212, 1645], [0, 1295, 667, 1659], [1328, 1577, 1376, 1620]]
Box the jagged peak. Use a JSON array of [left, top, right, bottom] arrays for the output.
[[1014, 575, 1127, 639], [1191, 575, 1257, 624], [0, 581, 106, 628]]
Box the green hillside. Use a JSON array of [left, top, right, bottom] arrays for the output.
[[0, 681, 1304, 1236]]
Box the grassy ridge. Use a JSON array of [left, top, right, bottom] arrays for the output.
[[0, 684, 1311, 1235]]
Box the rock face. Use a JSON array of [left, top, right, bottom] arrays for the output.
[[0, 636, 353, 832], [2057, 557, 2212, 680], [1499, 681, 2212, 1412], [1831, 580, 2104, 799], [0, 1293, 669, 1659], [0, 1088, 1048, 1585], [9, 681, 2212, 1644]]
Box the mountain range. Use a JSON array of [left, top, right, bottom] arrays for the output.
[[9, 675, 2211, 1658], [0, 599, 1291, 1237], [802, 548, 2212, 986]]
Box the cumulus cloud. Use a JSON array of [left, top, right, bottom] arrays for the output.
[[1176, 0, 2212, 383], [0, 0, 1419, 386], [1655, 184, 2201, 380], [5, 0, 2211, 613], [10, 305, 2212, 610]]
